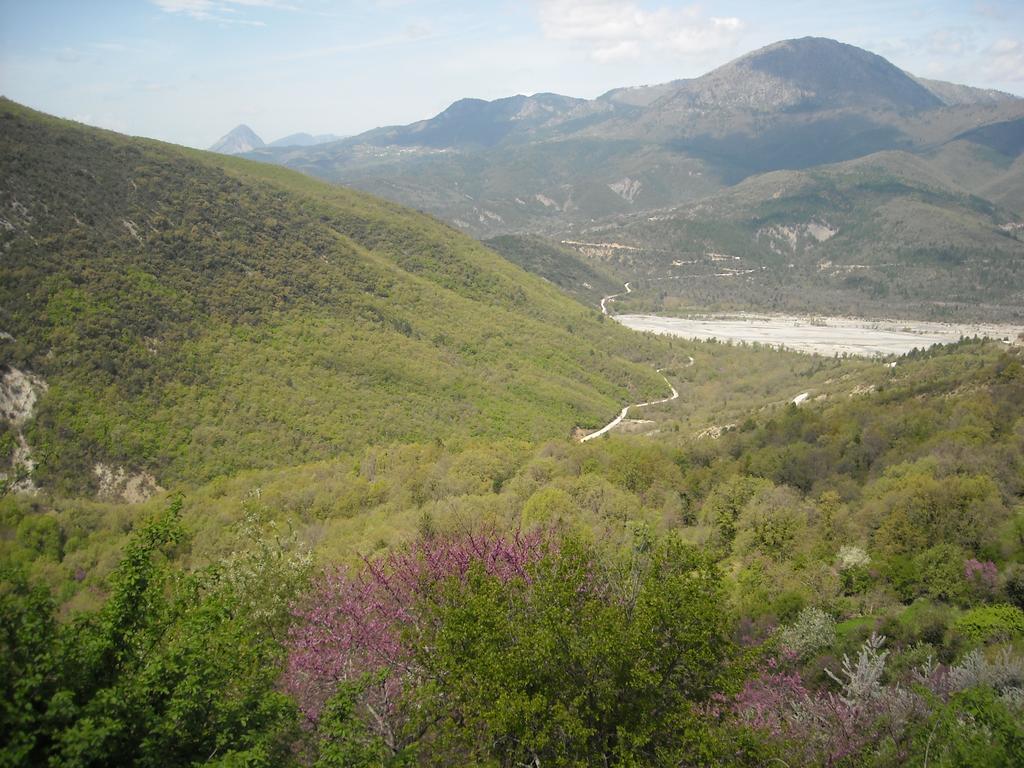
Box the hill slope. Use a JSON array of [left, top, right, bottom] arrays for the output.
[[572, 150, 1024, 321], [0, 100, 666, 496], [483, 235, 621, 306]]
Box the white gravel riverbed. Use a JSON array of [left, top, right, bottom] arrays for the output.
[[614, 313, 1022, 357]]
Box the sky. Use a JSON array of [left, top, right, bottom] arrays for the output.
[[1, 0, 1022, 149]]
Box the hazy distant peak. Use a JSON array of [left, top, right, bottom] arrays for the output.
[[911, 76, 1021, 106], [267, 132, 345, 148], [698, 36, 942, 112], [209, 124, 264, 154]]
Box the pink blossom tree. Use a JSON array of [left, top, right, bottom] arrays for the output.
[[284, 529, 549, 754]]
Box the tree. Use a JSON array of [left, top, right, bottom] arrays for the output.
[[1, 498, 304, 767], [288, 531, 757, 766]]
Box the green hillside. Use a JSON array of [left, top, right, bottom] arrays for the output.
[[576, 151, 1024, 322], [483, 234, 621, 306], [4, 337, 1023, 767], [0, 100, 667, 495]]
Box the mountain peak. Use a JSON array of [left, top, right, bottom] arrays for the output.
[[708, 36, 942, 111], [209, 124, 265, 154]]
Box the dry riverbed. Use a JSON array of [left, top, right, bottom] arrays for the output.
[[614, 312, 1022, 357]]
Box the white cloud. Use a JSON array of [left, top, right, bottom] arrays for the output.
[[537, 1, 742, 62], [985, 38, 1024, 81], [151, 0, 294, 23]]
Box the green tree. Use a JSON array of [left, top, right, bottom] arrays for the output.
[[1, 498, 303, 768], [415, 535, 751, 766]]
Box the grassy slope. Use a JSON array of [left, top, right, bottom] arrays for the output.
[[0, 100, 667, 494]]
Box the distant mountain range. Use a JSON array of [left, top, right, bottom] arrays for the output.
[[234, 37, 1022, 239], [209, 125, 344, 154]]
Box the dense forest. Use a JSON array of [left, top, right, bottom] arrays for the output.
[[0, 100, 667, 496]]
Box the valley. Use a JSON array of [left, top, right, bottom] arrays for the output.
[[613, 310, 1022, 357], [3, 15, 1024, 768]]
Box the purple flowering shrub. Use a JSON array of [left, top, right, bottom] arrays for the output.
[[736, 632, 1024, 766], [284, 529, 548, 751], [964, 558, 999, 597]]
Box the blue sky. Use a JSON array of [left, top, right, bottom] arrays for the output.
[[1, 1, 1022, 148]]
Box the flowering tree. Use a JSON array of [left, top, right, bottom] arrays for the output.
[[286, 532, 746, 766], [284, 530, 548, 754], [964, 558, 999, 598]]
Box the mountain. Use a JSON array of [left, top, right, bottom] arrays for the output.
[[609, 36, 941, 127], [0, 99, 668, 496], [568, 149, 1024, 322], [211, 128, 346, 152], [209, 124, 265, 154], [912, 76, 1020, 106], [920, 115, 1024, 215], [268, 132, 346, 148], [242, 37, 1023, 238], [350, 93, 613, 150]]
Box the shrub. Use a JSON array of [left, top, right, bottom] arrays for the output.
[[953, 604, 1024, 643], [14, 514, 63, 562], [838, 545, 871, 570], [912, 544, 968, 603], [1004, 563, 1024, 610], [892, 599, 953, 647], [964, 558, 999, 599], [285, 530, 550, 742], [287, 532, 748, 766], [779, 607, 837, 659]]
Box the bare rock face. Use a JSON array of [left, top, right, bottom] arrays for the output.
[[93, 463, 164, 504], [0, 365, 47, 427], [1, 365, 162, 500], [608, 177, 643, 203], [1, 365, 48, 493]]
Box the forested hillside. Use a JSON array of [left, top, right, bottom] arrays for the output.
[[0, 100, 667, 496], [569, 151, 1024, 322]]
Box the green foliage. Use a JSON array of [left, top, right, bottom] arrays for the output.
[[521, 486, 576, 529], [888, 599, 953, 648], [911, 544, 969, 604], [733, 483, 806, 560], [0, 99, 668, 493], [904, 687, 1024, 767], [701, 474, 772, 550], [1005, 564, 1024, 610], [14, 514, 63, 562], [0, 564, 58, 768], [408, 535, 749, 767], [953, 604, 1024, 643], [314, 677, 391, 768], [871, 470, 1004, 557], [0, 499, 304, 767]]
